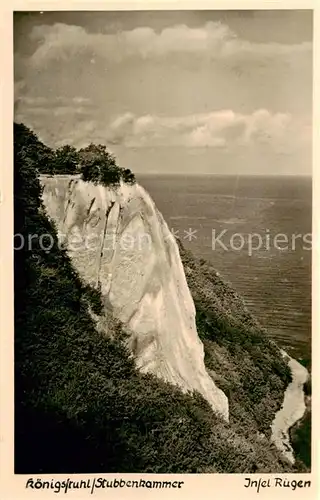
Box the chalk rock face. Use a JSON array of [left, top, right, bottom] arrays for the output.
[[40, 175, 229, 421]]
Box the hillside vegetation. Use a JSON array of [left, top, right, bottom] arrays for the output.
[[178, 242, 292, 437], [15, 123, 296, 473], [14, 122, 136, 186]]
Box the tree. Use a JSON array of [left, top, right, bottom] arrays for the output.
[[53, 145, 79, 175], [78, 144, 114, 183], [78, 143, 135, 187], [14, 122, 56, 175]]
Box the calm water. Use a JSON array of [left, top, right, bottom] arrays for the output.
[[138, 174, 312, 363]]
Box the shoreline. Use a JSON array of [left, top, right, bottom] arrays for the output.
[[270, 351, 309, 464]]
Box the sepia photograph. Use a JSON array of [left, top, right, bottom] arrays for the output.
[[12, 7, 312, 481]]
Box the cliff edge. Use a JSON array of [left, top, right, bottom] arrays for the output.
[[40, 175, 229, 421]]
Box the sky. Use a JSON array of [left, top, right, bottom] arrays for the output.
[[14, 10, 313, 175]]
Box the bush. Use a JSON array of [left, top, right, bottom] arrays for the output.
[[290, 409, 311, 470], [122, 168, 136, 185]]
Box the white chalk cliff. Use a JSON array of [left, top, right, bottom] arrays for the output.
[[40, 175, 229, 421]]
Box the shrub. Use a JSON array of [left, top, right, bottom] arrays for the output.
[[121, 168, 136, 185], [290, 409, 311, 470], [303, 377, 311, 397]]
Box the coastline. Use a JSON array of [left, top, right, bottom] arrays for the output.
[[270, 351, 309, 464]]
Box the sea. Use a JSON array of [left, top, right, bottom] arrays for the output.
[[137, 174, 312, 365]]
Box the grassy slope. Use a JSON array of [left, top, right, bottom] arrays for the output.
[[290, 409, 311, 470], [289, 377, 311, 471], [179, 242, 311, 470], [14, 127, 295, 474], [178, 242, 292, 437]]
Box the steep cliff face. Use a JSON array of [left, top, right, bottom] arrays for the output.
[[40, 175, 229, 421]]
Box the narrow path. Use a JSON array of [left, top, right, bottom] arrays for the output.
[[270, 351, 309, 463]]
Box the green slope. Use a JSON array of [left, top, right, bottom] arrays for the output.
[[14, 123, 295, 473]]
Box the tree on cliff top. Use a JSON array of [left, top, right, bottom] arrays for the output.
[[53, 145, 79, 175], [79, 143, 119, 184], [13, 123, 136, 184], [78, 143, 136, 186]]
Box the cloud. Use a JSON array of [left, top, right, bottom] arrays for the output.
[[28, 21, 312, 67], [14, 92, 94, 126], [72, 96, 92, 105], [13, 15, 312, 174], [15, 97, 309, 152], [15, 94, 92, 107], [14, 107, 310, 177], [105, 109, 304, 149]]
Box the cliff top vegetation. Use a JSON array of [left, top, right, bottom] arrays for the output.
[[14, 122, 136, 186]]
